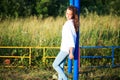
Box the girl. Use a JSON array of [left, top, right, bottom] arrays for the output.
[[52, 6, 79, 80]]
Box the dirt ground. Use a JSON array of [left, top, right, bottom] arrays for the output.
[[0, 66, 120, 80]]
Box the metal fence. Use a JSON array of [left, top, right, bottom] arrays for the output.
[[0, 46, 120, 67], [80, 46, 120, 67], [0, 46, 59, 67]]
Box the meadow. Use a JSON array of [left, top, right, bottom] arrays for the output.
[[0, 13, 120, 46], [0, 13, 120, 80]]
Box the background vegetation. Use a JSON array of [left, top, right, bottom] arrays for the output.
[[0, 13, 119, 66], [0, 0, 120, 80], [0, 0, 120, 20], [0, 13, 120, 79]]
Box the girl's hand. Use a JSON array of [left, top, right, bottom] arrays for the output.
[[69, 53, 74, 59]]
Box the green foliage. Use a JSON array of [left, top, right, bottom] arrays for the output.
[[109, 0, 120, 15], [0, 14, 120, 67], [0, 0, 120, 20], [0, 0, 68, 19], [81, 0, 120, 16]]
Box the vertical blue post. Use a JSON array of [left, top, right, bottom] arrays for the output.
[[68, 0, 80, 80], [70, 0, 74, 5], [68, 0, 74, 74], [112, 46, 114, 67], [74, 0, 80, 80]]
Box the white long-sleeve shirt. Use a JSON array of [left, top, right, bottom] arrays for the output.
[[60, 19, 77, 53]]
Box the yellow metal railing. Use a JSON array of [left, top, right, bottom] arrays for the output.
[[0, 46, 59, 67], [42, 47, 59, 63]]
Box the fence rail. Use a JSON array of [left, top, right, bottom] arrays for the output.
[[80, 46, 120, 67], [0, 46, 120, 67], [0, 46, 59, 67]]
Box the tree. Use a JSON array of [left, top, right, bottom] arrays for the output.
[[0, 0, 120, 20]]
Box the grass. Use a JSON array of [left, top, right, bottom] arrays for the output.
[[0, 67, 53, 80], [0, 13, 120, 79], [0, 16, 65, 46], [0, 66, 120, 80], [80, 13, 120, 46], [0, 13, 119, 46]]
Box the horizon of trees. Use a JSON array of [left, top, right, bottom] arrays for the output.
[[0, 0, 120, 20]]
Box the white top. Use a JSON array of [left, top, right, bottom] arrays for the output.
[[60, 19, 77, 53]]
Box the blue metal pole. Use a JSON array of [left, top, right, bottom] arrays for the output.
[[112, 46, 115, 67], [73, 0, 80, 80], [68, 0, 74, 74], [68, 0, 80, 80], [69, 0, 74, 5], [68, 58, 72, 74]]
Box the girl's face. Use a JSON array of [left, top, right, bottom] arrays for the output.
[[66, 9, 73, 20]]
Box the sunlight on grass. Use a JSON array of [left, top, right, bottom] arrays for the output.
[[0, 14, 120, 80], [0, 14, 119, 46]]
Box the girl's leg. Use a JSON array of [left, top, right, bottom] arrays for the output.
[[52, 51, 68, 80], [58, 60, 65, 80]]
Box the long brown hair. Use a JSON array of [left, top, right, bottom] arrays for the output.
[[67, 6, 79, 32]]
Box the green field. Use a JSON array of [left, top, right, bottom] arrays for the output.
[[0, 14, 120, 46], [0, 66, 120, 80], [0, 13, 120, 80]]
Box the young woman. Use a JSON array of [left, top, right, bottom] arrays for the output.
[[52, 6, 79, 80]]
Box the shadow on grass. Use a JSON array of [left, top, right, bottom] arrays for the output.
[[0, 67, 53, 80], [100, 75, 120, 80], [0, 66, 120, 80], [79, 67, 120, 80]]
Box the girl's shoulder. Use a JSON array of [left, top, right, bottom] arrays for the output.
[[66, 19, 73, 23], [65, 19, 73, 25]]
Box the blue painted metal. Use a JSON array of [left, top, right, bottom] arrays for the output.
[[68, 58, 72, 74], [68, 0, 120, 80], [69, 0, 80, 80], [73, 0, 80, 80], [80, 46, 120, 67], [112, 46, 115, 67], [69, 0, 74, 5], [80, 56, 112, 58], [68, 0, 74, 74]]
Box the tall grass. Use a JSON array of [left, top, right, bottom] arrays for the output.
[[0, 16, 65, 46], [80, 13, 120, 67], [0, 14, 119, 46], [80, 13, 120, 46], [0, 14, 120, 66]]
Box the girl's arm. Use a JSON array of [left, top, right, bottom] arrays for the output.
[[69, 47, 74, 59]]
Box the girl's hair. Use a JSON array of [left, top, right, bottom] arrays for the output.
[[67, 6, 79, 32]]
